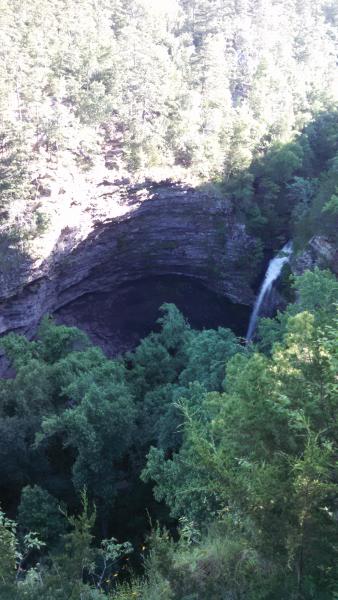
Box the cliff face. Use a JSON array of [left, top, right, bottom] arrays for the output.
[[0, 178, 259, 351], [292, 236, 338, 277]]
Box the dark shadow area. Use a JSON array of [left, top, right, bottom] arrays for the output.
[[55, 274, 251, 355]]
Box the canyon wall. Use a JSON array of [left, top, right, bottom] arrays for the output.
[[0, 179, 259, 351]]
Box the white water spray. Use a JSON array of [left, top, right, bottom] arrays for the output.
[[246, 242, 293, 342]]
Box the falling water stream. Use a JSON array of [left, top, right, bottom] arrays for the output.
[[246, 241, 293, 342]]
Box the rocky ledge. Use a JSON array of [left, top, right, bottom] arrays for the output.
[[0, 179, 260, 348], [292, 236, 338, 276]]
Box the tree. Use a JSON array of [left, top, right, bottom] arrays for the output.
[[18, 485, 67, 546], [38, 364, 137, 514], [143, 305, 338, 596], [179, 326, 240, 390]]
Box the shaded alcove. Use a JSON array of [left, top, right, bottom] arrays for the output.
[[55, 274, 251, 356]]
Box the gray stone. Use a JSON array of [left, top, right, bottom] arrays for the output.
[[0, 181, 259, 347]]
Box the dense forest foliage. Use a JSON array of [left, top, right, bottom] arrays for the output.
[[2, 0, 337, 177], [228, 110, 338, 247], [0, 0, 337, 244], [0, 268, 336, 599]]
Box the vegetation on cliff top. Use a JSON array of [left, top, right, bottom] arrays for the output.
[[0, 0, 337, 249], [1, 0, 337, 176]]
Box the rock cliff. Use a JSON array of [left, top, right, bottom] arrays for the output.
[[0, 176, 259, 353], [292, 236, 338, 277]]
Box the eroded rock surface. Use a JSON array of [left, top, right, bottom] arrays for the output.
[[0, 180, 259, 351], [292, 236, 338, 276]]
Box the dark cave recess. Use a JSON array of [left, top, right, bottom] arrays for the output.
[[55, 274, 251, 356]]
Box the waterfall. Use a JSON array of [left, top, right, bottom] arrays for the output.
[[246, 241, 293, 342]]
